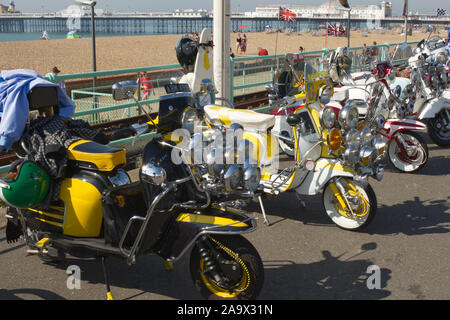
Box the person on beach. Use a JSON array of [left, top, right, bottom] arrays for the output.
[[236, 34, 242, 53], [299, 46, 304, 53], [230, 48, 235, 58], [371, 41, 378, 57]]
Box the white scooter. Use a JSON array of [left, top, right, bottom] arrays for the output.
[[327, 47, 430, 172]]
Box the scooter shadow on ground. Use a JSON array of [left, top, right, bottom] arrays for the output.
[[260, 244, 392, 299], [41, 242, 392, 300], [414, 132, 450, 176], [247, 192, 337, 228], [365, 196, 450, 236], [0, 288, 66, 300], [48, 254, 201, 300], [381, 155, 450, 176]]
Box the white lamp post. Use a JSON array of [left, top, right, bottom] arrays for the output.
[[76, 1, 98, 116], [213, 0, 231, 101]]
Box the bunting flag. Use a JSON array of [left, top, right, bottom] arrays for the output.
[[279, 7, 297, 23], [437, 8, 446, 16]]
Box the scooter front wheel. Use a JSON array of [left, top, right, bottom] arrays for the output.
[[190, 235, 264, 300], [323, 180, 377, 231], [388, 131, 428, 173]]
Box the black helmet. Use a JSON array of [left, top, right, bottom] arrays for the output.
[[176, 37, 198, 73]]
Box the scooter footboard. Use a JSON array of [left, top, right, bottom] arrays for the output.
[[158, 206, 256, 262]]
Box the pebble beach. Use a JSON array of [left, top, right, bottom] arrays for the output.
[[0, 30, 447, 76]]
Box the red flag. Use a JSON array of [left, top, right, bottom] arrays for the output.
[[279, 7, 297, 23]]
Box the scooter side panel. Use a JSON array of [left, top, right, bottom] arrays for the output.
[[60, 176, 105, 237], [295, 158, 355, 196], [418, 97, 450, 119]]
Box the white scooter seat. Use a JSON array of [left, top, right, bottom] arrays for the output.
[[204, 105, 276, 132]]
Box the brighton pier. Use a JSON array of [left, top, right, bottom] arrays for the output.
[[0, 14, 448, 35]]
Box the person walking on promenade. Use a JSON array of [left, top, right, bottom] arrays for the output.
[[139, 72, 153, 100], [236, 34, 242, 54], [241, 34, 247, 54]]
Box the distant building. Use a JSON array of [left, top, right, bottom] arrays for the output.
[[1, 1, 19, 13], [56, 5, 104, 17], [173, 8, 209, 18], [244, 1, 392, 20]]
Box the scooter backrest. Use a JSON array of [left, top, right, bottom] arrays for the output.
[[27, 86, 60, 117]]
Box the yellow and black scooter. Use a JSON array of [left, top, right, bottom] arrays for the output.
[[1, 85, 264, 300]]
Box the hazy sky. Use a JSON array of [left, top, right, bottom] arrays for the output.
[[11, 1, 450, 16]]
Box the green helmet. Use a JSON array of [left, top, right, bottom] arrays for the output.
[[0, 161, 50, 208]]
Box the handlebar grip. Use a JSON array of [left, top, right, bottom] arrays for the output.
[[110, 127, 136, 141]]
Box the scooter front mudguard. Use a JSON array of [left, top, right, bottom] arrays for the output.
[[157, 206, 256, 262], [295, 158, 355, 196]]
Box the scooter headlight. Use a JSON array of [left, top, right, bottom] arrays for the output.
[[360, 126, 373, 146], [327, 128, 342, 151], [243, 166, 261, 192], [318, 85, 333, 105], [181, 107, 199, 134], [359, 145, 376, 167], [338, 103, 359, 130], [372, 135, 388, 158], [224, 164, 243, 192], [343, 143, 360, 166], [345, 128, 361, 145], [320, 106, 336, 129]]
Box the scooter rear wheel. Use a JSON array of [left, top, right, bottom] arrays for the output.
[[190, 235, 264, 300], [428, 115, 450, 147]]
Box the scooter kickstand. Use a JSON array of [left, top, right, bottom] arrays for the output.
[[258, 196, 271, 226], [101, 256, 115, 300]]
